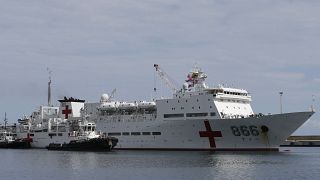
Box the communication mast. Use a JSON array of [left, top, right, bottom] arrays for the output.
[[47, 68, 52, 106], [4, 112, 7, 129], [153, 64, 179, 93]]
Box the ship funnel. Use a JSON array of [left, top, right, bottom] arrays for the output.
[[58, 97, 85, 119]]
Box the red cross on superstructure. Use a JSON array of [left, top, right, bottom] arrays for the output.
[[62, 105, 72, 119], [199, 120, 222, 148]]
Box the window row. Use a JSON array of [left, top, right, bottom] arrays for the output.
[[167, 99, 212, 104], [223, 91, 248, 96], [164, 112, 216, 118], [107, 132, 161, 136], [48, 133, 63, 137]]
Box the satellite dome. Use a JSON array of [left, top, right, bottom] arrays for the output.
[[100, 94, 109, 103]]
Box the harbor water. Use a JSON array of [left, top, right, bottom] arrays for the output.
[[1, 148, 319, 180]]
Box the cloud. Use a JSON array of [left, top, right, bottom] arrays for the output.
[[0, 0, 320, 134], [313, 78, 320, 83], [265, 72, 305, 81]]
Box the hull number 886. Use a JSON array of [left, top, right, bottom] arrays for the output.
[[231, 125, 260, 136]]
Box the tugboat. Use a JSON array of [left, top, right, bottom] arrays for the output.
[[46, 136, 118, 151], [0, 130, 31, 148], [0, 113, 31, 149]]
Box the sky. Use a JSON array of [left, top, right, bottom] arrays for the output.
[[0, 0, 319, 135]]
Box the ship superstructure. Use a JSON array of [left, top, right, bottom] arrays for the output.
[[84, 65, 314, 151], [14, 69, 116, 149], [15, 97, 107, 148]]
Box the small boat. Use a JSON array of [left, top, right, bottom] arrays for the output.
[[0, 130, 31, 149], [45, 136, 118, 151]]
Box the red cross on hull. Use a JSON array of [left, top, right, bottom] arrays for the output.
[[199, 120, 222, 148], [62, 105, 72, 119]]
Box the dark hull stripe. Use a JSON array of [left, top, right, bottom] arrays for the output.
[[114, 148, 279, 151]]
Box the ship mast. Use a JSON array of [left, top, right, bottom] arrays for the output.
[[4, 112, 7, 129], [47, 68, 52, 106]]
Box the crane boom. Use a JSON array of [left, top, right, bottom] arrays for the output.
[[154, 64, 178, 92], [109, 88, 116, 100]]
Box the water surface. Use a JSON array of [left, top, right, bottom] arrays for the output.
[[1, 148, 319, 180]]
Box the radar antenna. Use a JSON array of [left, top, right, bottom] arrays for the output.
[[154, 64, 178, 92], [311, 95, 315, 112]]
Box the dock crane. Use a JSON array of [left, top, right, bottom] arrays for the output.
[[153, 64, 179, 93]]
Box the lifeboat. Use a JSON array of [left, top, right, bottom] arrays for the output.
[[118, 102, 137, 110], [138, 101, 156, 110], [98, 102, 118, 111], [18, 118, 29, 124]]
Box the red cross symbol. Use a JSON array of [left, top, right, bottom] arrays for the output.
[[62, 105, 72, 119], [199, 120, 222, 148]]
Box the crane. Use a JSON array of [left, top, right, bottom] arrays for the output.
[[109, 88, 117, 101], [154, 64, 179, 92]]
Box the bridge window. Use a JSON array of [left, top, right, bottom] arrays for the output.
[[186, 113, 208, 117], [131, 132, 141, 136], [210, 112, 216, 116], [164, 113, 184, 118], [152, 132, 161, 135], [122, 132, 130, 136], [142, 132, 151, 135], [108, 132, 121, 136]]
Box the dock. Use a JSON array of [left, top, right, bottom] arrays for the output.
[[281, 136, 320, 147]]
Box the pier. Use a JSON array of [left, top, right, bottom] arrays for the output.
[[281, 136, 320, 147]]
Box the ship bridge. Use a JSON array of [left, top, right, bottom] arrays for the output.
[[157, 67, 254, 120]]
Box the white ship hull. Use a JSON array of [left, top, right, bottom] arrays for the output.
[[29, 132, 69, 148], [16, 65, 315, 151], [96, 111, 313, 151], [17, 132, 87, 148]]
